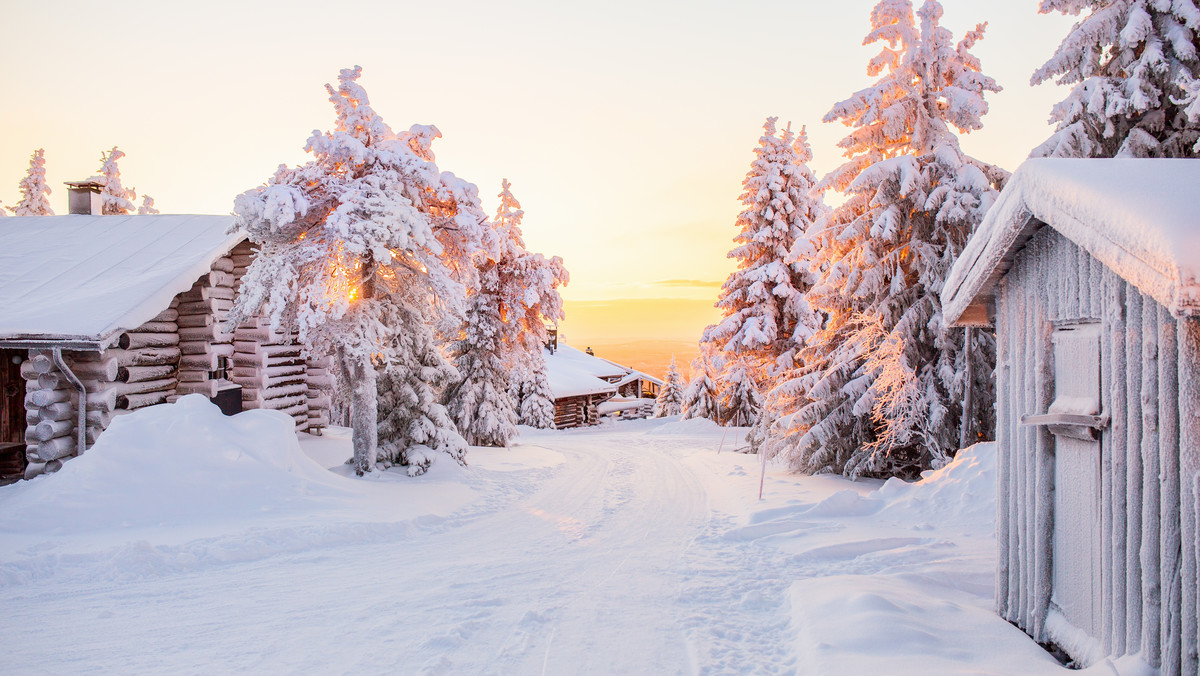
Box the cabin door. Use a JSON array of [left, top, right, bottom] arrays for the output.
[[0, 349, 27, 479], [1049, 324, 1103, 639]]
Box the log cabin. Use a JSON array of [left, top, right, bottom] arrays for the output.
[[543, 343, 664, 426], [941, 159, 1200, 673], [0, 185, 332, 481], [544, 343, 618, 428]]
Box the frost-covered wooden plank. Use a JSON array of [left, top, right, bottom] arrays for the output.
[[1126, 290, 1144, 651], [1141, 305, 1162, 664], [1179, 318, 1200, 676], [1033, 259, 1054, 640], [995, 278, 1012, 621]]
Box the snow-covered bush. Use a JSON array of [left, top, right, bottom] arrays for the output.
[[773, 0, 1003, 478], [10, 148, 53, 216], [1032, 0, 1200, 158]]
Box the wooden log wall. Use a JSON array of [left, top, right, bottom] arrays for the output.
[[173, 255, 235, 399], [227, 240, 328, 431], [306, 356, 333, 431], [995, 227, 1199, 674], [21, 351, 80, 476], [554, 396, 585, 429]]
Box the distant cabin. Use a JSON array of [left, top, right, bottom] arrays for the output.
[[543, 343, 660, 428], [942, 159, 1200, 673], [0, 187, 333, 481]]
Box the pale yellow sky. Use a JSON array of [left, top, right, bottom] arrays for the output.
[[0, 1, 1074, 351]]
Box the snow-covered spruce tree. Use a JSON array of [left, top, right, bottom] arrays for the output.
[[720, 358, 762, 427], [704, 119, 825, 384], [653, 356, 685, 417], [518, 364, 556, 428], [444, 179, 567, 447], [1032, 0, 1200, 158], [229, 66, 480, 476], [682, 352, 721, 421], [10, 149, 54, 216], [445, 267, 517, 446], [96, 146, 137, 215], [776, 0, 1004, 478], [138, 195, 159, 215], [376, 304, 467, 475]]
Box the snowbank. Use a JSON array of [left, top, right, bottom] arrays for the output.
[[874, 440, 997, 527], [735, 444, 1064, 674], [0, 395, 473, 536], [645, 416, 725, 435]]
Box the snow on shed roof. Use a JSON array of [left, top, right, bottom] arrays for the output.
[[943, 159, 1200, 326], [0, 214, 244, 347], [614, 370, 664, 388], [545, 343, 620, 399]]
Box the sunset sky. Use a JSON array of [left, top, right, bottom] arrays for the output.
[[0, 1, 1074, 374]]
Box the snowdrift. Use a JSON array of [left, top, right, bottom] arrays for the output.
[[0, 395, 357, 533]]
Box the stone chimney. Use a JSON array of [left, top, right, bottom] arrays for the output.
[[64, 179, 103, 215]]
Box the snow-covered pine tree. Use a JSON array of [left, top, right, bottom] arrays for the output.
[[376, 310, 468, 475], [653, 356, 685, 417], [96, 146, 137, 215], [138, 195, 159, 215], [682, 352, 721, 422], [489, 180, 568, 375], [10, 148, 54, 216], [720, 358, 762, 427], [518, 363, 556, 428], [446, 263, 519, 446], [704, 119, 825, 384], [444, 179, 567, 447], [1032, 0, 1200, 158], [776, 0, 1004, 478], [229, 66, 479, 476]]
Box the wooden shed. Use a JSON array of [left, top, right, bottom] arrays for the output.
[[0, 207, 333, 480], [942, 159, 1200, 672]]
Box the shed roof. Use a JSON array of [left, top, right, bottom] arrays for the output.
[[943, 159, 1200, 327], [614, 370, 664, 388], [0, 214, 243, 347]]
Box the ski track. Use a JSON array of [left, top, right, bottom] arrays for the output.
[[0, 424, 985, 675]]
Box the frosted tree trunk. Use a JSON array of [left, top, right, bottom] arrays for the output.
[[339, 347, 377, 475]]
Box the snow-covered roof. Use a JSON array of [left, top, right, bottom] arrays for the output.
[[552, 344, 628, 379], [614, 370, 664, 388], [943, 159, 1200, 326], [545, 343, 620, 399], [0, 214, 244, 347]]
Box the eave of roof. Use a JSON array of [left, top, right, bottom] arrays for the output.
[[943, 159, 1200, 327]]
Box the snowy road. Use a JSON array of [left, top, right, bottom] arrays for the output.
[[0, 416, 1067, 675]]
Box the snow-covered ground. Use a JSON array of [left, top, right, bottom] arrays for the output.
[[0, 397, 1111, 674]]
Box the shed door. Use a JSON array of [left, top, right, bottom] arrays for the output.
[[1050, 324, 1103, 639]]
